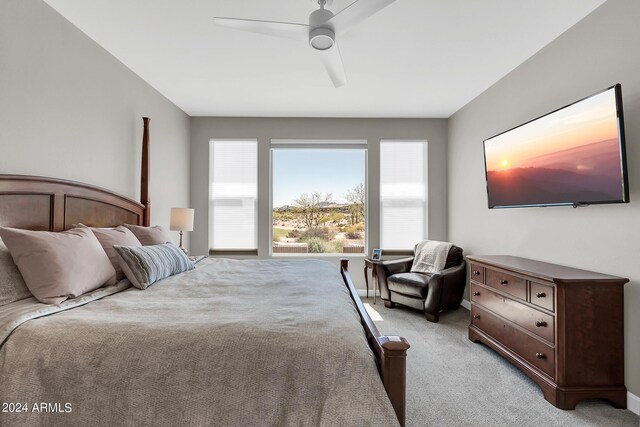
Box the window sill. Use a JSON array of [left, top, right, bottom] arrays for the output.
[[380, 249, 414, 257], [209, 249, 258, 257], [270, 253, 366, 258]]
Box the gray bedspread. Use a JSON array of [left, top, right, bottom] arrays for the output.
[[0, 258, 398, 427]]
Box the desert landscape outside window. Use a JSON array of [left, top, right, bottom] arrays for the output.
[[271, 144, 366, 255]]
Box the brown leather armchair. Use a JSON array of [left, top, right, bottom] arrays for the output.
[[375, 245, 466, 323]]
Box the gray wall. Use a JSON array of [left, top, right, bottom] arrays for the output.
[[448, 0, 640, 396], [190, 117, 448, 287], [0, 0, 190, 237]]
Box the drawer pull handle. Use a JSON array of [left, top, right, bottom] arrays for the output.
[[536, 292, 546, 298], [473, 291, 480, 296], [499, 279, 508, 285], [473, 270, 480, 276], [473, 315, 480, 320], [535, 352, 545, 360], [535, 320, 547, 328]]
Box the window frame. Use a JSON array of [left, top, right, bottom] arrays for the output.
[[269, 139, 369, 257]]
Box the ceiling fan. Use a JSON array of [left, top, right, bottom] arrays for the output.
[[213, 0, 397, 88]]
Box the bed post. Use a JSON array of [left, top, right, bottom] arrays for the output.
[[339, 259, 410, 426], [141, 117, 151, 226], [379, 335, 410, 426]]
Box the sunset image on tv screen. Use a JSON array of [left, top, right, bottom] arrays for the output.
[[484, 88, 624, 207]]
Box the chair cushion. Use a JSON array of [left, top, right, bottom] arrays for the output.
[[387, 272, 431, 298]]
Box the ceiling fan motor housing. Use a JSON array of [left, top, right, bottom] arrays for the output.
[[310, 0, 334, 8], [309, 8, 335, 50]]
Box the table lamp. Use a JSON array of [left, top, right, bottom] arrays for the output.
[[170, 208, 194, 254]]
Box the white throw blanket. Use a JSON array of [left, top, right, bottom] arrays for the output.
[[411, 240, 453, 274]]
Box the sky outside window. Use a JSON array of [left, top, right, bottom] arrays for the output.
[[272, 149, 365, 207]]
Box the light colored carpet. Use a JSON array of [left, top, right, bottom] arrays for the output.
[[363, 298, 639, 427]]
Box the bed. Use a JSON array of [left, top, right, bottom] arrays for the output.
[[0, 118, 409, 426]]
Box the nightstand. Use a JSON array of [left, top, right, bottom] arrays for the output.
[[364, 257, 382, 304]]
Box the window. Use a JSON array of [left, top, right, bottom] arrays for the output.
[[271, 141, 367, 255], [209, 139, 257, 252], [380, 140, 428, 250]]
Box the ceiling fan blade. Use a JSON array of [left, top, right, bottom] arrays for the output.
[[318, 42, 347, 88], [326, 0, 396, 35], [213, 17, 309, 41]]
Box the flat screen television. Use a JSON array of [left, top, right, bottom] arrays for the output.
[[483, 84, 629, 209]]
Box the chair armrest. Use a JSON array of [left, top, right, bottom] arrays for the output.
[[438, 262, 466, 279], [424, 262, 467, 320], [380, 257, 414, 276], [428, 263, 466, 293], [416, 263, 466, 287], [440, 262, 467, 308]]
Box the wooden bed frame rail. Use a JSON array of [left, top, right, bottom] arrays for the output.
[[340, 259, 410, 426]]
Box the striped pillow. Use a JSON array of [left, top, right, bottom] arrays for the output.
[[113, 243, 195, 290]]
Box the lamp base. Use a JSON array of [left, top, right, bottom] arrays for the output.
[[178, 231, 188, 255]]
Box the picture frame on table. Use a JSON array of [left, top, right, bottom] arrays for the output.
[[371, 248, 382, 261]]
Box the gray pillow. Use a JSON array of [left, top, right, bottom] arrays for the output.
[[122, 224, 173, 246], [113, 243, 195, 290], [0, 238, 32, 306], [74, 224, 142, 281]]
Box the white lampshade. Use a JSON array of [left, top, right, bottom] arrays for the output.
[[170, 208, 194, 232]]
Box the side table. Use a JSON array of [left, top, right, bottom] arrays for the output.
[[364, 257, 382, 304]]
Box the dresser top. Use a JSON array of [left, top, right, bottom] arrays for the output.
[[467, 255, 628, 285]]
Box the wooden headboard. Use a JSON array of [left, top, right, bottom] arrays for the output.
[[0, 117, 151, 231]]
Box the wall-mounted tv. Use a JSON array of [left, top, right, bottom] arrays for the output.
[[483, 84, 629, 209]]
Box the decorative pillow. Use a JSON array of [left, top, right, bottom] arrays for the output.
[[0, 227, 116, 304], [0, 238, 32, 306], [113, 243, 195, 290], [123, 224, 173, 246], [75, 224, 142, 281]]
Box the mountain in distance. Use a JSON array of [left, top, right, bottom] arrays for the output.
[[487, 167, 623, 206], [273, 202, 350, 211], [516, 138, 622, 178]]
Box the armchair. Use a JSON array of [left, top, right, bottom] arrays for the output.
[[376, 245, 466, 323]]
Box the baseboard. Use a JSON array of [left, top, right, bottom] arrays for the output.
[[628, 391, 640, 416], [356, 289, 378, 298], [460, 299, 470, 310]]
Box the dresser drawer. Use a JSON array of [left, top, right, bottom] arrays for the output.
[[530, 281, 555, 312], [484, 268, 527, 300], [469, 263, 484, 283], [471, 283, 555, 343], [471, 305, 555, 379]]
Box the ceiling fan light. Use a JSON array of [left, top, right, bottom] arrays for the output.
[[309, 27, 335, 51]]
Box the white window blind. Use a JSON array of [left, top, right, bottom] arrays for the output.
[[380, 140, 428, 250], [209, 139, 257, 251]]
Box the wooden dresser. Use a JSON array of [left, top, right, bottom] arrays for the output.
[[467, 255, 628, 410]]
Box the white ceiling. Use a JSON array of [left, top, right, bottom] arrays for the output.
[[43, 0, 605, 118]]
